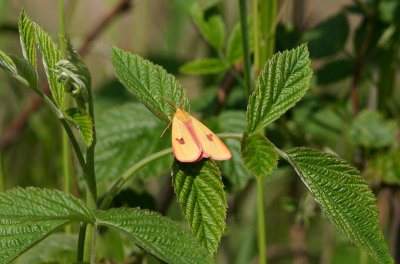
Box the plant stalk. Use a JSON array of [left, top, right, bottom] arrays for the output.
[[59, 0, 72, 234], [257, 177, 267, 264], [239, 0, 252, 98], [100, 148, 173, 210], [253, 0, 260, 73]]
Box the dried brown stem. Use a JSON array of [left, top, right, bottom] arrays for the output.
[[0, 0, 134, 151]]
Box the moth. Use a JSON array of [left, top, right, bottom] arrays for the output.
[[169, 108, 232, 162]]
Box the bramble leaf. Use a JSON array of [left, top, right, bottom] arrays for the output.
[[96, 208, 213, 264], [286, 147, 393, 264], [10, 55, 38, 90], [172, 159, 226, 254], [0, 219, 67, 264], [19, 10, 36, 68], [246, 44, 312, 133], [34, 20, 64, 106], [0, 187, 94, 263], [240, 133, 278, 178], [0, 187, 94, 222], [0, 50, 17, 75], [112, 47, 189, 123], [65, 107, 93, 147]]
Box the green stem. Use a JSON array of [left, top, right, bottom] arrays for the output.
[[85, 77, 97, 202], [253, 0, 260, 73], [99, 148, 173, 210], [82, 65, 98, 264], [83, 185, 97, 262], [266, 0, 277, 61], [256, 177, 267, 264], [59, 0, 72, 235], [239, 0, 252, 98], [59, 118, 86, 171], [77, 223, 87, 262]]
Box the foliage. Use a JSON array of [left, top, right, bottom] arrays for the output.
[[0, 1, 397, 263]]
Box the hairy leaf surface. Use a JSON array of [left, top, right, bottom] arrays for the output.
[[286, 147, 393, 264], [34, 20, 64, 106], [19, 11, 36, 68], [112, 48, 189, 123], [247, 44, 312, 133], [0, 219, 67, 263], [96, 208, 213, 264], [172, 159, 226, 254], [65, 107, 93, 147], [0, 187, 94, 222], [241, 133, 278, 178]]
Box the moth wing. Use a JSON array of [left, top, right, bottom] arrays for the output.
[[171, 115, 202, 162], [190, 116, 232, 160]]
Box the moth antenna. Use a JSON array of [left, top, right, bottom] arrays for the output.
[[161, 96, 177, 109], [161, 120, 173, 138]]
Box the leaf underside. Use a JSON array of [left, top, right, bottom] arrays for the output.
[[286, 147, 393, 264], [34, 20, 65, 106]]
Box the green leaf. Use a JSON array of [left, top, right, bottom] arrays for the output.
[[303, 13, 349, 58], [0, 187, 94, 263], [0, 50, 17, 75], [10, 55, 38, 90], [316, 59, 354, 85], [111, 47, 189, 123], [286, 147, 393, 264], [65, 107, 93, 147], [246, 44, 312, 133], [218, 111, 251, 189], [16, 234, 76, 264], [34, 20, 64, 106], [19, 10, 37, 68], [226, 18, 253, 64], [240, 133, 278, 178], [0, 187, 94, 222], [55, 40, 91, 108], [95, 103, 171, 191], [96, 208, 213, 264], [348, 110, 397, 149], [0, 51, 37, 89], [191, 4, 225, 49], [172, 159, 226, 254], [180, 58, 228, 75], [0, 219, 67, 263]]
